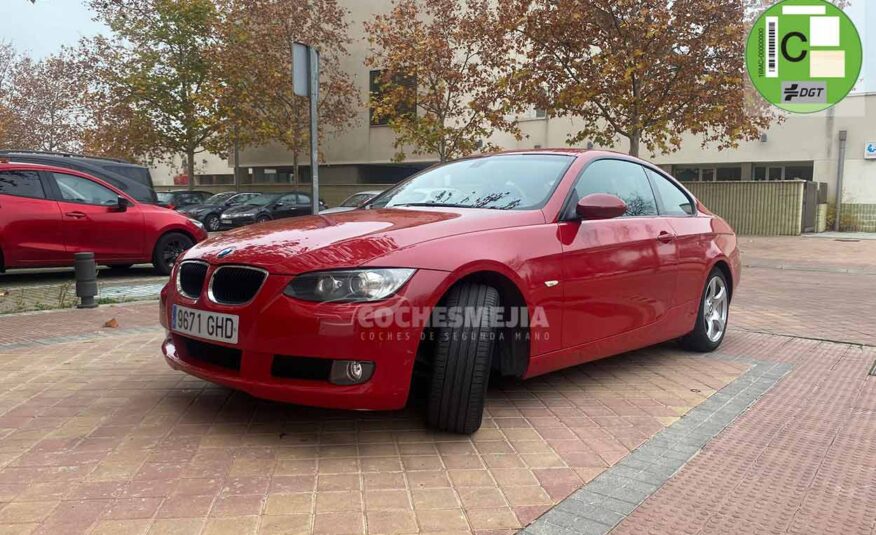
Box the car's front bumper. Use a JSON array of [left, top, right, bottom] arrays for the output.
[[159, 267, 448, 410], [219, 215, 256, 228]]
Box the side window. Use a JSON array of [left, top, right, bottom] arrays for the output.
[[0, 171, 46, 199], [54, 173, 118, 206], [646, 169, 695, 216], [296, 194, 311, 204], [571, 160, 658, 217]]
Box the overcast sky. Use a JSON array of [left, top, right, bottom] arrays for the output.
[[1, 0, 872, 92]]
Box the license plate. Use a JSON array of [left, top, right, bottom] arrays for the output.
[[171, 304, 239, 344]]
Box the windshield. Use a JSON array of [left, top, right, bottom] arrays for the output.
[[228, 193, 257, 205], [369, 154, 574, 210], [341, 193, 371, 207], [246, 193, 281, 206], [204, 192, 234, 205], [156, 192, 173, 203]]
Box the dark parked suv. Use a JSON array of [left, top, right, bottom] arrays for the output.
[[0, 150, 157, 204]]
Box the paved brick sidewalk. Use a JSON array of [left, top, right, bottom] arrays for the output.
[[0, 329, 745, 535], [732, 267, 876, 346], [739, 235, 876, 274], [0, 302, 160, 349], [610, 332, 875, 535], [0, 235, 872, 534]]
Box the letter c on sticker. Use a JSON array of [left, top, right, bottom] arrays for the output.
[[782, 31, 808, 62]]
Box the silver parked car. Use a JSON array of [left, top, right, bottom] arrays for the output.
[[320, 190, 383, 214]]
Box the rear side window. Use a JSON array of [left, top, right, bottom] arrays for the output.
[[646, 169, 695, 216], [0, 171, 46, 199], [571, 159, 658, 217]]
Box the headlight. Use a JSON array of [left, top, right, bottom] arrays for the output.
[[284, 268, 415, 302], [189, 218, 205, 230]]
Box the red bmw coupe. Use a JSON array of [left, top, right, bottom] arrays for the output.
[[160, 150, 740, 434]]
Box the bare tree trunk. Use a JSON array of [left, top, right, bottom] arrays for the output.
[[233, 124, 241, 193], [628, 132, 640, 158], [186, 148, 195, 191], [293, 150, 299, 191]]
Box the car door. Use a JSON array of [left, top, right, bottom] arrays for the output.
[[49, 171, 145, 261], [271, 193, 299, 219], [559, 159, 678, 350], [293, 194, 313, 216], [645, 168, 708, 307], [0, 169, 66, 266]]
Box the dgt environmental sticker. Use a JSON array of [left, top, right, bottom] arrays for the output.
[[746, 0, 862, 113]]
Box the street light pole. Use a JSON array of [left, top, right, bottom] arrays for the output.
[[308, 47, 320, 215], [292, 42, 320, 215]]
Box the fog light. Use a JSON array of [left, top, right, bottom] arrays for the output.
[[329, 360, 375, 385]]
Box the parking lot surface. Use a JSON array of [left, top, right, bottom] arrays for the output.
[[0, 235, 873, 534]]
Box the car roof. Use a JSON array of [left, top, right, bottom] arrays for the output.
[[0, 153, 157, 203], [0, 161, 131, 198], [0, 160, 100, 175]]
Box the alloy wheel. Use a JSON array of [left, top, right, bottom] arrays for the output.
[[703, 275, 729, 342]]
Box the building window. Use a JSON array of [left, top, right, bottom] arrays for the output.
[[753, 164, 813, 181], [785, 166, 813, 181], [369, 69, 417, 126], [675, 167, 700, 182], [716, 167, 742, 181]]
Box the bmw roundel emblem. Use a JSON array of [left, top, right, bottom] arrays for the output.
[[217, 247, 234, 259]]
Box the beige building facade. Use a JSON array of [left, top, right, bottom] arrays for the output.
[[151, 1, 876, 229]]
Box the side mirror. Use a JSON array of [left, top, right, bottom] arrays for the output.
[[575, 193, 626, 220], [115, 196, 131, 212]]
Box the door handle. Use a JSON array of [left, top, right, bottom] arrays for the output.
[[657, 231, 676, 243], [65, 211, 86, 219]]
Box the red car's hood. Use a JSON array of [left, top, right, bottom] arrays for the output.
[[183, 207, 544, 274]]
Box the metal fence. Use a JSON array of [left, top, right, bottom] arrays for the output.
[[685, 181, 807, 236]]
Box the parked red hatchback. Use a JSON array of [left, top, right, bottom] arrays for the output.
[[160, 150, 740, 433], [0, 161, 207, 275]]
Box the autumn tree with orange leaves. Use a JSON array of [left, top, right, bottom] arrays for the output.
[[216, 0, 358, 183], [0, 50, 85, 152], [498, 0, 778, 157], [365, 0, 519, 163]]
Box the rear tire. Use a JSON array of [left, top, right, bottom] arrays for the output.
[[152, 232, 194, 276], [256, 215, 270, 223], [427, 283, 500, 434], [680, 268, 730, 352]]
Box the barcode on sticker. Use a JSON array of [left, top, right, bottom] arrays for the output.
[[766, 16, 778, 78]]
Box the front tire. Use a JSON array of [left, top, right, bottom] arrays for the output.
[[681, 268, 730, 352], [152, 232, 194, 276], [427, 283, 500, 434], [204, 214, 221, 232], [256, 215, 270, 223]]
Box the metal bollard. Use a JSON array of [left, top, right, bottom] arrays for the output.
[[74, 252, 98, 309]]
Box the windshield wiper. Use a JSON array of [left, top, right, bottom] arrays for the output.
[[392, 202, 487, 209], [392, 202, 475, 208]]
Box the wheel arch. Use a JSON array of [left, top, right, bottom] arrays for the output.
[[711, 259, 734, 301], [423, 268, 531, 379], [150, 227, 198, 254]]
